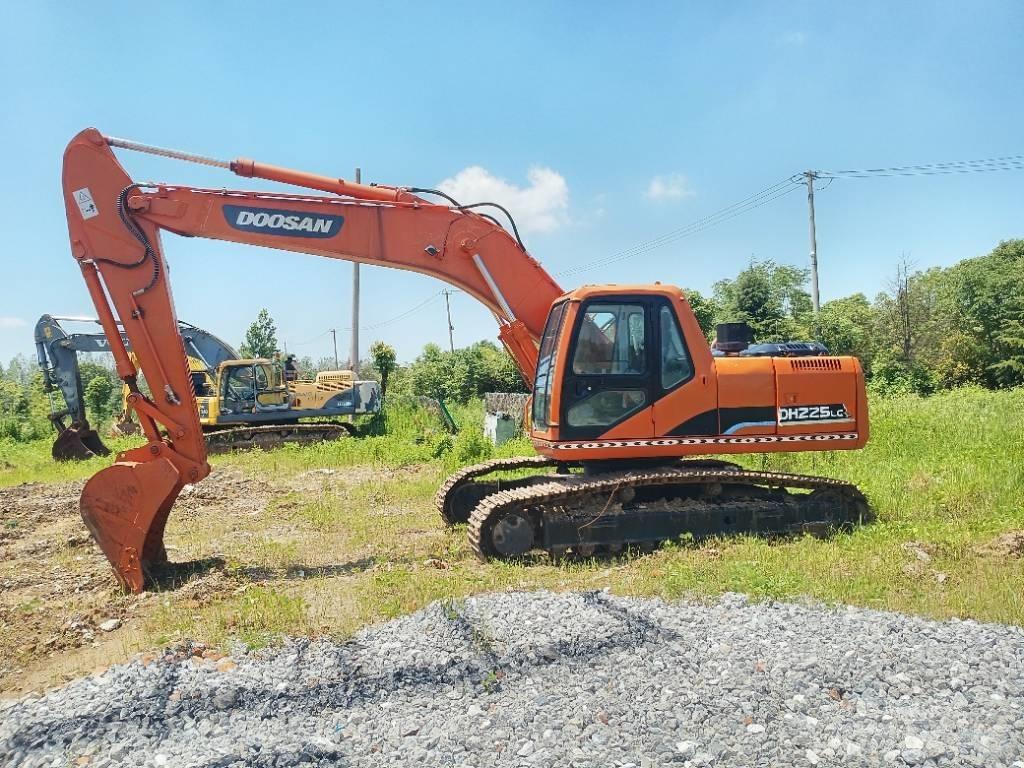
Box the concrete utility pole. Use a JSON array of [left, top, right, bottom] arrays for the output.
[[330, 328, 339, 369], [804, 170, 821, 319], [443, 290, 455, 352], [349, 168, 361, 371]]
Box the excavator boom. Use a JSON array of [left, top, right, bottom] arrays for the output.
[[63, 128, 563, 590]]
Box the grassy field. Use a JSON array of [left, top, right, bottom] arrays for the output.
[[1, 388, 1022, 689]]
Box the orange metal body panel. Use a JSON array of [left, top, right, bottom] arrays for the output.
[[715, 357, 777, 435], [774, 357, 865, 435], [128, 186, 562, 367]]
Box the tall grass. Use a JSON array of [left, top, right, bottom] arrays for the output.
[[750, 387, 1024, 536]]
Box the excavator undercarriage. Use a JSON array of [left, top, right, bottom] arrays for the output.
[[202, 421, 358, 453], [437, 456, 870, 560]]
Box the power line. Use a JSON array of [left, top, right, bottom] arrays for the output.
[[346, 290, 445, 332], [558, 150, 1022, 282], [820, 153, 1024, 179], [558, 177, 803, 279], [287, 290, 445, 352], [289, 329, 332, 347]]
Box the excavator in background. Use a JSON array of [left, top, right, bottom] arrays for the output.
[[35, 314, 381, 460], [35, 314, 134, 459], [61, 128, 870, 592]]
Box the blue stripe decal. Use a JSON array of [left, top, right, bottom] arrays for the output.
[[723, 420, 777, 435]]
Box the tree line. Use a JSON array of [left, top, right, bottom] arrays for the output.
[[2, 239, 1021, 440], [688, 239, 1023, 394]]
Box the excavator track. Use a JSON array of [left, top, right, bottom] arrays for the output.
[[203, 422, 356, 454], [435, 456, 741, 526], [463, 466, 870, 561], [435, 455, 564, 525]]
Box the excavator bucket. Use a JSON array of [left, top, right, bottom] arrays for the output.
[[79, 457, 182, 593], [52, 423, 111, 461]]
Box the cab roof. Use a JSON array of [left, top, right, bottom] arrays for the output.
[[559, 283, 684, 302], [221, 358, 275, 366]]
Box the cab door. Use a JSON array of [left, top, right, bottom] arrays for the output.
[[651, 297, 718, 437], [558, 298, 656, 441]]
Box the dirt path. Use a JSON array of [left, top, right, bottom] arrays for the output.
[[0, 466, 399, 696]]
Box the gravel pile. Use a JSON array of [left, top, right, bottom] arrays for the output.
[[3, 591, 1023, 767]]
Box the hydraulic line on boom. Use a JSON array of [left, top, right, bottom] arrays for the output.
[[62, 129, 870, 593]]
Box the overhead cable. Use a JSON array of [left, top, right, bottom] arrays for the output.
[[558, 177, 803, 279]]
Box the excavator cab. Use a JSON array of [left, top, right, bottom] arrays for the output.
[[217, 360, 289, 416], [530, 286, 711, 445], [529, 283, 866, 463]]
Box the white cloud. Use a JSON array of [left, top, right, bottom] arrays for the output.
[[645, 174, 695, 202], [0, 317, 26, 330], [438, 165, 569, 234]]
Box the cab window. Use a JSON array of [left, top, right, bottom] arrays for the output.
[[531, 302, 567, 429], [572, 303, 646, 375], [567, 389, 647, 427], [660, 306, 693, 390], [190, 372, 212, 397], [254, 366, 269, 390]]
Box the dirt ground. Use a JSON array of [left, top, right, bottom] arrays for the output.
[[3, 461, 1022, 699], [0, 465, 425, 697]]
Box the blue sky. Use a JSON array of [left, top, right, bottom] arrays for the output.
[[1, 1, 1022, 365]]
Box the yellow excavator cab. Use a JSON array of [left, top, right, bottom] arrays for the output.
[[215, 359, 289, 415]]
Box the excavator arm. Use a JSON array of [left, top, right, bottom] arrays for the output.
[[34, 314, 128, 459], [62, 128, 563, 591]]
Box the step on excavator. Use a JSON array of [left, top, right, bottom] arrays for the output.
[[61, 129, 871, 592], [35, 315, 381, 459]]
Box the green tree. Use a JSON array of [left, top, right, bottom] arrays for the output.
[[0, 378, 28, 419], [990, 320, 1024, 385], [293, 355, 316, 379], [476, 340, 527, 393], [713, 260, 812, 341], [684, 289, 718, 339], [369, 340, 397, 401], [239, 309, 279, 358], [84, 375, 114, 423], [816, 293, 877, 366], [4, 354, 34, 387], [406, 341, 526, 403], [944, 239, 1024, 388], [314, 355, 338, 372]]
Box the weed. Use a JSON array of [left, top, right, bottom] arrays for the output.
[[481, 670, 500, 692]]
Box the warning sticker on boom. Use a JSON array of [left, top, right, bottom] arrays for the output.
[[778, 403, 852, 425], [73, 188, 99, 220]]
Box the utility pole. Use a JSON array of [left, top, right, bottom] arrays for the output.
[[330, 328, 339, 368], [349, 168, 361, 372], [442, 289, 455, 352], [804, 170, 821, 320]]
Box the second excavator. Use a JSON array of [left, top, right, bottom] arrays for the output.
[[61, 129, 870, 592], [35, 314, 381, 459]]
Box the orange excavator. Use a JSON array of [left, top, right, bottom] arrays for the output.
[[62, 128, 870, 592]]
